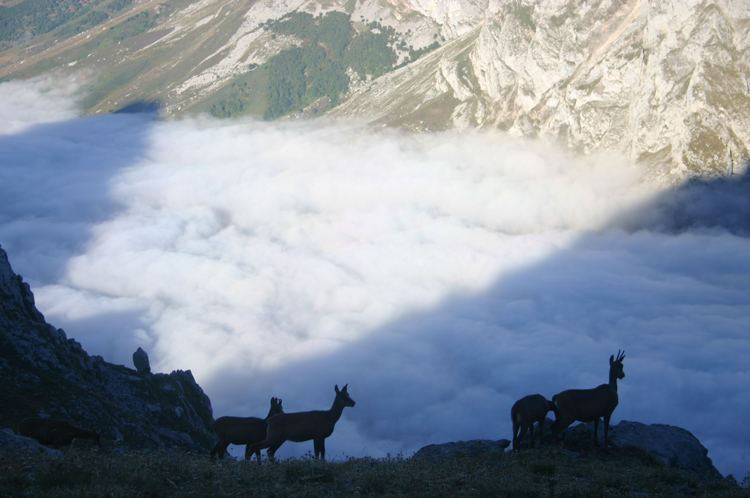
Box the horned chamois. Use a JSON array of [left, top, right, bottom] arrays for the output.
[[245, 384, 355, 461], [551, 350, 626, 451]]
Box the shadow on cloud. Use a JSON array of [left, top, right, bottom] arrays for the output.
[[618, 167, 750, 237], [0, 104, 160, 284], [211, 170, 750, 477]]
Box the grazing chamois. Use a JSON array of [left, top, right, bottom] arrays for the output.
[[18, 417, 101, 448], [245, 384, 355, 461], [511, 394, 557, 451], [210, 397, 284, 462], [551, 350, 626, 451]]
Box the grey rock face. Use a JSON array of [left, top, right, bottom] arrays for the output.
[[557, 420, 723, 479], [133, 347, 151, 375], [610, 420, 722, 479], [329, 0, 750, 183], [0, 244, 216, 452], [0, 428, 64, 458]]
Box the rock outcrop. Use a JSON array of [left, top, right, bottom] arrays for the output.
[[132, 347, 151, 375], [0, 428, 63, 458], [0, 244, 215, 452], [559, 419, 723, 480], [425, 417, 725, 479]]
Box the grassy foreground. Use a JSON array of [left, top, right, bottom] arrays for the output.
[[0, 444, 747, 498]]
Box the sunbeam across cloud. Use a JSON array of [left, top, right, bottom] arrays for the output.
[[1, 77, 748, 478]]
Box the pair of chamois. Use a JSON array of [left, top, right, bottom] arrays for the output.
[[511, 350, 626, 452], [211, 384, 355, 462]]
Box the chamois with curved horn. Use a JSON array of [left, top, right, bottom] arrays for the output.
[[18, 417, 101, 448], [511, 394, 557, 451], [245, 384, 355, 461], [210, 397, 284, 461], [550, 350, 626, 451]]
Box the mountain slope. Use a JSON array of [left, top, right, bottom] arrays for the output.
[[0, 244, 216, 451], [1, 0, 748, 181]]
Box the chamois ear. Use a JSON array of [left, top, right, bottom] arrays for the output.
[[610, 355, 614, 365], [335, 385, 340, 394], [341, 384, 348, 392]]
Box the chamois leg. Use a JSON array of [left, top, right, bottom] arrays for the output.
[[550, 416, 574, 442], [592, 419, 600, 447], [537, 418, 545, 448], [214, 442, 230, 459], [267, 442, 283, 461], [515, 424, 529, 451], [313, 438, 325, 460], [511, 421, 522, 451], [603, 414, 612, 453], [245, 440, 268, 461], [527, 423, 535, 449]]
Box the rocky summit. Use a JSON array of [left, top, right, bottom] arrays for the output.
[[1, 1, 748, 182], [0, 244, 215, 451]]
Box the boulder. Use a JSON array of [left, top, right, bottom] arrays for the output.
[[414, 439, 510, 461], [132, 347, 151, 374], [557, 420, 723, 479]]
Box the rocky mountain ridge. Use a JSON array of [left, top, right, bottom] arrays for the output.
[[0, 243, 215, 452], [1, 1, 748, 182]]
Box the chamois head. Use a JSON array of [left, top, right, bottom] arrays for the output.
[[610, 350, 626, 380], [335, 384, 356, 408], [269, 397, 284, 417]]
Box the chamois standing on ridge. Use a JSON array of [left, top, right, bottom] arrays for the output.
[[18, 417, 101, 448], [551, 350, 626, 451], [510, 394, 557, 451], [210, 397, 284, 462], [245, 384, 355, 461]]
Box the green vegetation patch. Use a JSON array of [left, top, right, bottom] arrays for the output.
[[510, 1, 536, 32], [77, 7, 171, 59], [208, 12, 401, 119], [79, 57, 150, 109], [0, 0, 110, 44], [202, 59, 270, 118]]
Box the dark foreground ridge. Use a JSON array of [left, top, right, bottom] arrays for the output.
[[0, 244, 215, 451], [0, 440, 747, 497]]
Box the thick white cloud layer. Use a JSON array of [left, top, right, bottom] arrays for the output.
[[1, 78, 749, 478]]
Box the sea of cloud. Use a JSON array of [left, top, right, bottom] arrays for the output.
[[1, 76, 748, 478]]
